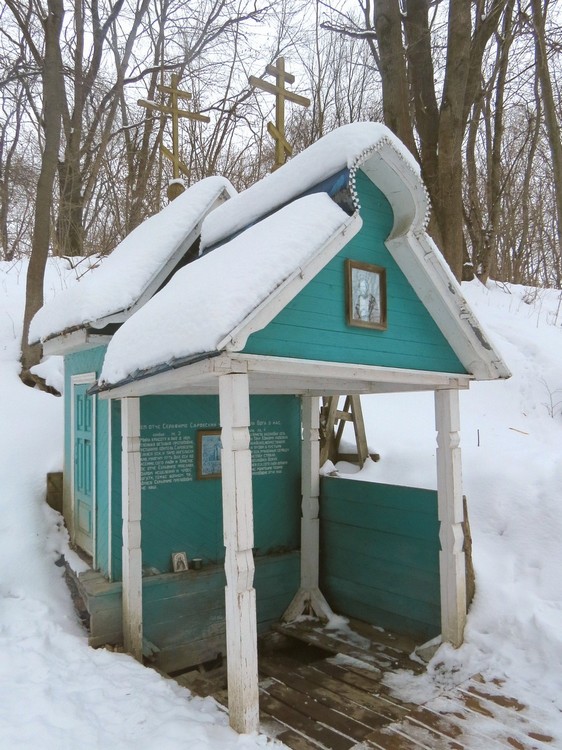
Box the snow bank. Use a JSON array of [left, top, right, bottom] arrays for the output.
[[1, 259, 281, 750], [337, 280, 562, 738]]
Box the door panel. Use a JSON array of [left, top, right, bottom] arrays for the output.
[[74, 383, 94, 555]]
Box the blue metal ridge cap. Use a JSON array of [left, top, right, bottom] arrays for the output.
[[200, 167, 353, 257], [88, 349, 223, 395]]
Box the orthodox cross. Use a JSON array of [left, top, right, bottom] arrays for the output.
[[249, 57, 310, 171], [138, 74, 210, 200]]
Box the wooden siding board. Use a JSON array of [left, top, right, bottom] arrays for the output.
[[323, 544, 440, 605], [242, 172, 466, 375], [320, 478, 440, 638], [322, 479, 437, 512], [320, 586, 440, 639], [82, 552, 299, 665], [322, 520, 438, 572]]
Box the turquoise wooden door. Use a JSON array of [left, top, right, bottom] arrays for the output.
[[74, 382, 95, 555]]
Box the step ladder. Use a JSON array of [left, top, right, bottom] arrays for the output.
[[319, 395, 379, 467]]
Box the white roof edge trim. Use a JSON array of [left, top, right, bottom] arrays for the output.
[[351, 138, 430, 239], [216, 212, 363, 353], [386, 231, 511, 381], [42, 330, 112, 356]]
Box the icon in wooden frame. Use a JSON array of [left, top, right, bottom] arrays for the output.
[[197, 429, 222, 479], [346, 259, 387, 330]]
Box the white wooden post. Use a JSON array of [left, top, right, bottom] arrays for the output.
[[121, 396, 143, 661], [435, 388, 467, 647], [283, 396, 333, 622], [219, 373, 259, 734]]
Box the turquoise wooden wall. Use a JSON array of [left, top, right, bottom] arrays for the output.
[[83, 552, 300, 672], [320, 476, 440, 640], [242, 171, 466, 374], [64, 346, 110, 573], [110, 394, 302, 581]]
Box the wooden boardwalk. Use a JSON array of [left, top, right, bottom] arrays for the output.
[[174, 618, 555, 750]]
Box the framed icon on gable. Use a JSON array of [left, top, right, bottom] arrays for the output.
[[346, 259, 387, 330]]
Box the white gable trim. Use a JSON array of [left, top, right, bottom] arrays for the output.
[[355, 143, 510, 381], [353, 139, 429, 239], [387, 231, 510, 380], [216, 212, 363, 353]]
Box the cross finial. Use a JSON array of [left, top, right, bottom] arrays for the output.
[[249, 57, 310, 171], [138, 74, 210, 200]]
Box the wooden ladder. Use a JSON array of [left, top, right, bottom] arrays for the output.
[[320, 395, 378, 467]]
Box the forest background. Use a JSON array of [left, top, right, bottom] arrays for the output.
[[1, 0, 561, 379]]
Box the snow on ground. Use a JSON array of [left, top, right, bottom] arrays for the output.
[[340, 280, 562, 738], [0, 259, 276, 750], [1, 257, 562, 747]]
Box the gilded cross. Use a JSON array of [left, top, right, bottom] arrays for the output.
[[249, 57, 310, 171], [138, 74, 210, 200]]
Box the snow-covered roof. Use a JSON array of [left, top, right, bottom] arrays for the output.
[[30, 176, 235, 346], [201, 122, 421, 251], [96, 122, 509, 389], [99, 194, 360, 385]]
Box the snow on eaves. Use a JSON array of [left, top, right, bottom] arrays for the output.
[[30, 176, 235, 344], [201, 122, 420, 251], [100, 193, 352, 386]]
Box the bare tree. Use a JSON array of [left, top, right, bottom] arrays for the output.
[[5, 0, 65, 381], [321, 0, 510, 280]]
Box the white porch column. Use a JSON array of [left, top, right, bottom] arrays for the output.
[[219, 373, 259, 734], [435, 388, 467, 647], [121, 396, 143, 661], [283, 396, 333, 622]]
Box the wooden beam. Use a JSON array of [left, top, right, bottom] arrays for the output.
[[435, 389, 467, 647], [284, 396, 333, 622], [98, 352, 472, 400], [219, 373, 259, 733], [121, 396, 143, 661], [248, 75, 310, 107]]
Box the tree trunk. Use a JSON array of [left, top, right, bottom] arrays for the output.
[[434, 0, 472, 281], [531, 0, 562, 264], [372, 0, 417, 157], [20, 0, 65, 383]]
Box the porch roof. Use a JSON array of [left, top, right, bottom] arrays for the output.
[[96, 352, 471, 399]]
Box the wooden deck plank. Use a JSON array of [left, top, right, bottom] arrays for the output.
[[273, 622, 398, 670], [458, 682, 554, 744], [168, 621, 550, 750], [362, 725, 436, 749], [451, 685, 555, 749], [381, 718, 466, 749], [411, 683, 554, 750], [263, 680, 373, 742], [406, 703, 511, 749], [299, 664, 410, 722], [314, 659, 415, 712], [260, 657, 391, 731], [259, 691, 355, 750], [275, 728, 326, 750]]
